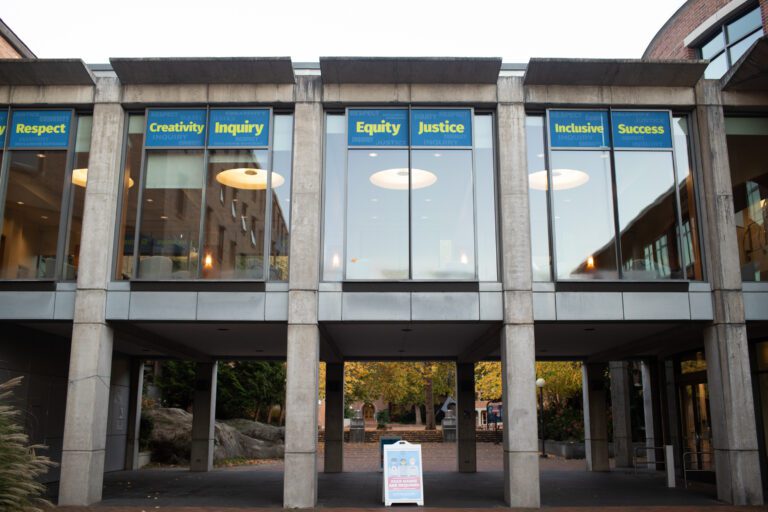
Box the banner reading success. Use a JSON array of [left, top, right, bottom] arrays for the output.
[[383, 441, 424, 506], [145, 109, 207, 147], [348, 109, 408, 147], [8, 110, 72, 148], [611, 111, 672, 149]]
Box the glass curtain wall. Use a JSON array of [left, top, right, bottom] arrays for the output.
[[727, 117, 768, 282], [65, 115, 92, 280], [117, 109, 293, 281], [526, 116, 552, 281]]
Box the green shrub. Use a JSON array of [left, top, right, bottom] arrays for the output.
[[0, 377, 55, 512], [375, 410, 390, 429]]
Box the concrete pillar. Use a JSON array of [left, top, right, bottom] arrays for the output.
[[497, 76, 540, 508], [456, 362, 476, 473], [609, 361, 633, 468], [284, 75, 323, 508], [696, 81, 763, 505], [124, 359, 144, 470], [190, 362, 217, 472], [582, 363, 610, 472], [59, 77, 125, 506], [324, 362, 344, 473], [640, 361, 657, 466]]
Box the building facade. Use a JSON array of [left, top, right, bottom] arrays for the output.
[[0, 1, 766, 508]]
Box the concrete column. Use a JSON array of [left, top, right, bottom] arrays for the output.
[[190, 362, 217, 472], [456, 362, 476, 473], [640, 361, 657, 465], [696, 81, 763, 505], [124, 359, 144, 470], [609, 361, 633, 468], [582, 363, 610, 472], [284, 75, 323, 508], [59, 77, 125, 506], [497, 76, 540, 508], [324, 362, 344, 473]]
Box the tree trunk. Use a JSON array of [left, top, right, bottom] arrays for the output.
[[414, 404, 423, 425], [425, 378, 436, 430]]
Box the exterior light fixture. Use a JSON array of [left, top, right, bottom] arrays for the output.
[[215, 168, 284, 190], [331, 253, 341, 268], [586, 255, 595, 270], [72, 168, 134, 188], [370, 168, 437, 190], [528, 169, 589, 191], [203, 253, 213, 270]]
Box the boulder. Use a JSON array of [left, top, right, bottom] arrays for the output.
[[222, 418, 285, 443], [144, 408, 284, 465]]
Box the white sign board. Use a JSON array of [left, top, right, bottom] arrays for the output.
[[382, 440, 424, 506]]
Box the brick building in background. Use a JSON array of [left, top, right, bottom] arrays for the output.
[[0, 19, 35, 59]]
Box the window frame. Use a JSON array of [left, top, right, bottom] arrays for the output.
[[699, 4, 764, 78], [0, 107, 92, 282]]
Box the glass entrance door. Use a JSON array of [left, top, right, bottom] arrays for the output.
[[680, 380, 713, 471]]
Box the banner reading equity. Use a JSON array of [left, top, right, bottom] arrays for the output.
[[549, 110, 610, 148], [348, 109, 408, 147], [208, 109, 270, 147], [383, 441, 424, 506], [9, 110, 72, 148], [410, 109, 472, 146], [145, 109, 207, 147]]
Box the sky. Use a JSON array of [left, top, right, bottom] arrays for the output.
[[3, 0, 686, 64]]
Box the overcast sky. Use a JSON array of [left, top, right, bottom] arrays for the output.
[[3, 0, 685, 64]]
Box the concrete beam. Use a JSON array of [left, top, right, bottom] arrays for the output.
[[524, 85, 696, 107]]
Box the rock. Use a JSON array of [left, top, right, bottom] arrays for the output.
[[222, 418, 285, 443], [144, 408, 284, 465]]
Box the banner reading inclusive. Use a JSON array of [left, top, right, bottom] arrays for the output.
[[549, 110, 610, 148], [208, 109, 270, 147], [410, 109, 472, 147], [348, 109, 408, 147], [611, 111, 672, 149], [145, 109, 207, 147], [8, 110, 72, 148]]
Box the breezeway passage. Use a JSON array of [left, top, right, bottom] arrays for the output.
[[52, 444, 722, 509]]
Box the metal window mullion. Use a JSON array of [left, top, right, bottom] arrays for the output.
[[263, 109, 275, 282], [607, 108, 624, 279], [58, 113, 80, 281], [469, 109, 478, 281], [408, 105, 413, 281], [196, 108, 212, 279], [670, 114, 689, 279], [131, 110, 150, 280], [541, 114, 555, 282], [111, 111, 133, 281]]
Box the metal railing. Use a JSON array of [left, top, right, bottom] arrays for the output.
[[633, 445, 666, 473], [682, 451, 714, 489]]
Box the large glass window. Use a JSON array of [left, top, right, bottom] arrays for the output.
[[0, 110, 90, 280], [727, 117, 768, 282], [701, 5, 764, 79], [535, 109, 701, 281], [325, 108, 496, 281], [118, 108, 293, 281]]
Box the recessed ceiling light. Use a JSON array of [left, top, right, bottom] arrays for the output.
[[40, 215, 48, 220], [369, 152, 378, 157], [160, 215, 168, 220], [146, 198, 153, 203], [16, 201, 24, 205], [434, 153, 441, 157], [36, 153, 46, 159]]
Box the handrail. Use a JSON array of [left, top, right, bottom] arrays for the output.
[[632, 445, 666, 473], [682, 450, 714, 488]]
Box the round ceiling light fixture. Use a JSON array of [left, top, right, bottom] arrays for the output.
[[528, 169, 590, 191], [369, 168, 437, 190], [72, 168, 134, 188], [215, 168, 285, 190]]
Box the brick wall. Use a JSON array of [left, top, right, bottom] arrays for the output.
[[0, 36, 23, 58], [644, 0, 767, 59]]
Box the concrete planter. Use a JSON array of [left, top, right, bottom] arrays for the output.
[[138, 451, 152, 468]]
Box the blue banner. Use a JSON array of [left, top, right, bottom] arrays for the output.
[[8, 110, 72, 148], [549, 110, 610, 148], [208, 109, 270, 147], [0, 111, 7, 143], [145, 109, 207, 147], [410, 109, 472, 146], [611, 111, 672, 149], [348, 109, 408, 146]]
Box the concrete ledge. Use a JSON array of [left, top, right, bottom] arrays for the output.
[[533, 291, 714, 321], [744, 290, 768, 321]]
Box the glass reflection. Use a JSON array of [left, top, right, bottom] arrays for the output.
[[137, 150, 204, 279], [526, 116, 551, 281], [551, 151, 617, 279], [615, 151, 681, 279], [116, 115, 145, 279], [727, 117, 768, 282], [474, 114, 498, 282], [65, 115, 92, 280], [202, 150, 267, 279], [346, 149, 409, 279], [269, 114, 293, 281], [673, 117, 703, 280], [0, 151, 68, 279], [411, 150, 475, 279], [322, 115, 346, 281]]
